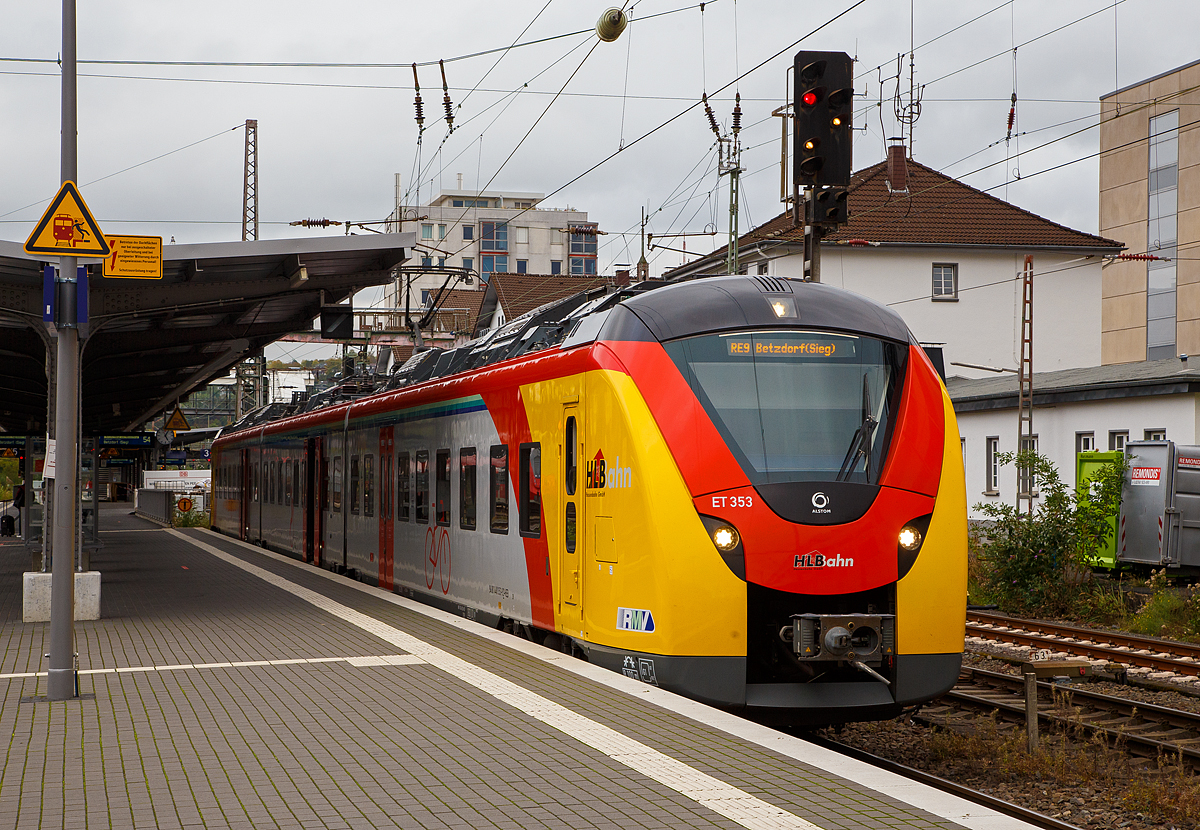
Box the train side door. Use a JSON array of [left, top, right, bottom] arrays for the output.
[[323, 431, 345, 570], [560, 404, 583, 630], [239, 448, 249, 540], [305, 437, 318, 564], [378, 426, 394, 589]]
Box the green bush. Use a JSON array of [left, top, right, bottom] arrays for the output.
[[972, 450, 1125, 617]]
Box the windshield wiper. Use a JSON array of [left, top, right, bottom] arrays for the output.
[[836, 376, 877, 482]]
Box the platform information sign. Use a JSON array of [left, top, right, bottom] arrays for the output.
[[23, 181, 109, 256], [102, 235, 162, 279]]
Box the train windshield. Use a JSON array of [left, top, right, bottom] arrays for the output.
[[665, 330, 907, 485]]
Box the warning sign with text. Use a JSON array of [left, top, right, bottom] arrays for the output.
[[102, 235, 163, 279]]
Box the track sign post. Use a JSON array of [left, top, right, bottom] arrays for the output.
[[794, 51, 854, 188]]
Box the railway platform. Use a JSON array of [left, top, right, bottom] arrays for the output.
[[0, 503, 1032, 830]]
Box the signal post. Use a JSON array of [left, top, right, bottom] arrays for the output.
[[793, 51, 854, 280]]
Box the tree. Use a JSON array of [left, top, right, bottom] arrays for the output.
[[973, 450, 1126, 616]]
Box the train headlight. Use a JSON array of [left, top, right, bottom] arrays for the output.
[[711, 524, 741, 551], [898, 525, 922, 551], [767, 296, 797, 318]]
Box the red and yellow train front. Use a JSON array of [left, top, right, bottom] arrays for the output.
[[538, 298, 966, 721]]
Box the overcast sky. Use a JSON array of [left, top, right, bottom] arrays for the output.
[[3, 1, 1198, 364]]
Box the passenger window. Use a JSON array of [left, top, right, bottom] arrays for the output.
[[350, 456, 361, 515], [490, 445, 508, 534], [565, 416, 577, 496], [415, 451, 429, 523], [397, 452, 411, 521], [284, 460, 293, 506], [382, 453, 392, 520], [295, 460, 302, 507], [332, 456, 342, 512], [253, 462, 260, 503], [436, 449, 451, 527], [460, 448, 477, 530], [519, 443, 541, 538], [565, 502, 576, 553], [269, 460, 276, 504], [364, 454, 375, 517]]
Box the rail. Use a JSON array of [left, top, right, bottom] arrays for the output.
[[938, 666, 1200, 768], [966, 610, 1200, 677]]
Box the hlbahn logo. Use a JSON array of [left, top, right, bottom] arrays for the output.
[[616, 607, 655, 632], [586, 449, 631, 490], [794, 551, 855, 569]]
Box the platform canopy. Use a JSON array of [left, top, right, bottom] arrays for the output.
[[0, 233, 412, 435]]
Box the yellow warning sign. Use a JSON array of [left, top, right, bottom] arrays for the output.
[[164, 406, 191, 432], [102, 235, 162, 279], [24, 181, 110, 256]]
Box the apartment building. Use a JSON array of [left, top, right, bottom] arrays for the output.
[[1100, 59, 1200, 363]]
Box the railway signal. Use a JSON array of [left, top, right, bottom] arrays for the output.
[[793, 50, 854, 188]]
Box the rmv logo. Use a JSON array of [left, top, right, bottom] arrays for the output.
[[616, 607, 655, 632]]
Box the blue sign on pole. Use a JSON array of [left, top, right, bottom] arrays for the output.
[[77, 265, 88, 326], [43, 265, 54, 322]]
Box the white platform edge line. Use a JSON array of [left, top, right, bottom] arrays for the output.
[[170, 528, 1038, 830], [171, 530, 825, 830], [1, 655, 421, 681]]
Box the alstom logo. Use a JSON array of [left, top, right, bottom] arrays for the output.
[[616, 607, 655, 632]]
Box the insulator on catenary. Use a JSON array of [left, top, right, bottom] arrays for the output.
[[732, 93, 742, 135], [703, 93, 721, 138], [289, 218, 342, 228], [440, 59, 455, 132], [1006, 92, 1016, 140], [412, 63, 425, 130]]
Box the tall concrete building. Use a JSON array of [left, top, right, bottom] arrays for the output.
[[385, 179, 596, 313], [1100, 60, 1200, 363]]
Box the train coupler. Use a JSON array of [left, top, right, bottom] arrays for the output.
[[786, 613, 895, 664]]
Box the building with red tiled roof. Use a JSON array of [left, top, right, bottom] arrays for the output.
[[667, 153, 1123, 379], [474, 272, 610, 335]]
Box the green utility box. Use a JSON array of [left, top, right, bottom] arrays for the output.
[[1076, 450, 1123, 570]]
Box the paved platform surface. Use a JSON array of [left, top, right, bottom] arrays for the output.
[[0, 504, 1033, 830]]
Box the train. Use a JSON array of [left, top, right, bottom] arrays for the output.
[[210, 274, 967, 725]]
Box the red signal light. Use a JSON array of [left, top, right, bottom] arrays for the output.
[[802, 91, 818, 107]]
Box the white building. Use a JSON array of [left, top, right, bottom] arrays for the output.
[[667, 152, 1123, 379], [950, 359, 1199, 518], [385, 177, 596, 313]]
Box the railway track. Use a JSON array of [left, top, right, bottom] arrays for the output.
[[802, 733, 1083, 830], [967, 610, 1200, 678], [923, 666, 1200, 769]]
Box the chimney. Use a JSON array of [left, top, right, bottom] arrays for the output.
[[615, 268, 631, 287], [886, 137, 908, 193], [456, 172, 463, 190]]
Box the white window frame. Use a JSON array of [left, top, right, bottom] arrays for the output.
[[985, 436, 1000, 494], [932, 263, 958, 301]]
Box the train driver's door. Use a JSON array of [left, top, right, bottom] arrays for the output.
[[560, 405, 583, 631]]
